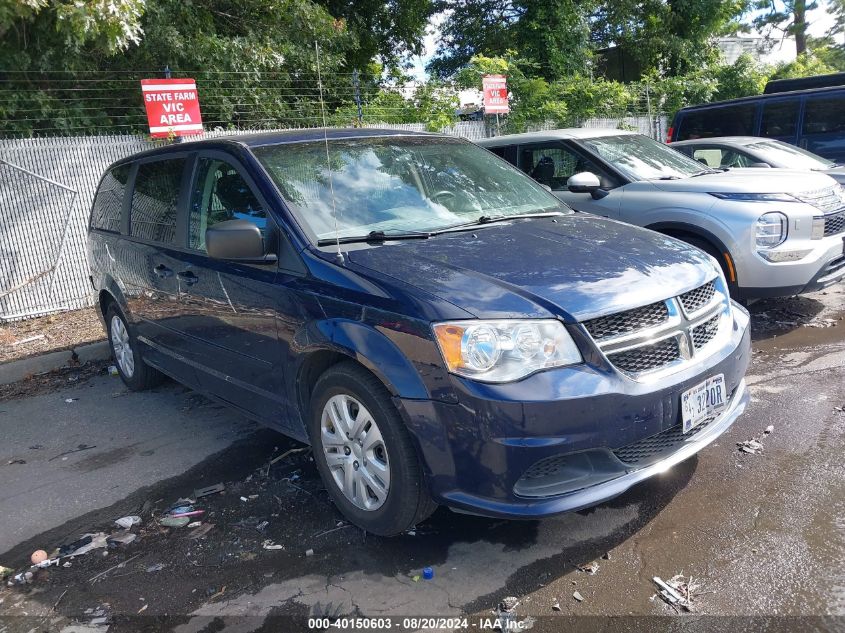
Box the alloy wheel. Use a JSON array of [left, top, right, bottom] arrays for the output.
[[110, 315, 135, 378]]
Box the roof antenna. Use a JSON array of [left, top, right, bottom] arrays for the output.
[[314, 40, 344, 265]]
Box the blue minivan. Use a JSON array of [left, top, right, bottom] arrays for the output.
[[88, 129, 751, 535], [669, 86, 845, 163]]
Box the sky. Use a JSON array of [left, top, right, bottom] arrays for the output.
[[407, 0, 844, 81]]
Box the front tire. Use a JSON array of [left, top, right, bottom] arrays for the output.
[[105, 303, 164, 391], [309, 362, 436, 536]]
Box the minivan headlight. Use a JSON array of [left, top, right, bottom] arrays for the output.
[[432, 320, 582, 383], [756, 212, 787, 248]]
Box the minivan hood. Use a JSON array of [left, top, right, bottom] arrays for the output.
[[651, 168, 837, 194], [345, 215, 716, 321]]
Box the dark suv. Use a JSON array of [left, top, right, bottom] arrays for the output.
[[88, 129, 751, 535]]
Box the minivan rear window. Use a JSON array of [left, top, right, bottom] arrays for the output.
[[90, 164, 131, 233], [677, 103, 757, 140], [130, 158, 185, 244]]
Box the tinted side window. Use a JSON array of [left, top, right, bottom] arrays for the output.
[[130, 158, 185, 244], [189, 158, 266, 251], [692, 147, 754, 168], [803, 97, 845, 135], [518, 144, 618, 190], [677, 104, 758, 140], [761, 100, 799, 137], [90, 164, 131, 232], [488, 145, 518, 165]]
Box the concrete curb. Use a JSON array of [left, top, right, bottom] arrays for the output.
[[0, 340, 111, 386]]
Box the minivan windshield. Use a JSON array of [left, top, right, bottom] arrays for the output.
[[581, 134, 707, 181], [253, 136, 567, 242], [745, 140, 836, 170]]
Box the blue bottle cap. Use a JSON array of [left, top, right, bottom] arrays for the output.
[[422, 566, 434, 580]]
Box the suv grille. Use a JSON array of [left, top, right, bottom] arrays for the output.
[[679, 281, 715, 314], [608, 337, 680, 373], [692, 314, 720, 349], [824, 210, 845, 237], [795, 186, 845, 214], [583, 301, 668, 341]]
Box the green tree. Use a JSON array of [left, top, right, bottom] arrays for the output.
[[752, 0, 817, 55], [591, 0, 749, 76], [429, 0, 594, 80]]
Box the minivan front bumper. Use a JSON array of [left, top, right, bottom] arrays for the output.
[[397, 306, 751, 519]]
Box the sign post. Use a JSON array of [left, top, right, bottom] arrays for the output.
[[141, 78, 204, 139]]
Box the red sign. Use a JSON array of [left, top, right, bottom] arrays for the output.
[[482, 75, 509, 114], [141, 78, 204, 138]]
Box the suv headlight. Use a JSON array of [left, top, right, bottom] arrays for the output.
[[432, 320, 582, 383], [755, 212, 787, 248], [710, 192, 796, 202]]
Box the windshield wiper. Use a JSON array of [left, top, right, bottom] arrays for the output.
[[316, 230, 430, 246], [690, 168, 724, 176], [431, 211, 565, 235]]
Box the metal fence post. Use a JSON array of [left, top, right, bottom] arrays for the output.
[[353, 69, 363, 126]]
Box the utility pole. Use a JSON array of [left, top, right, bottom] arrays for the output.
[[353, 69, 363, 127]]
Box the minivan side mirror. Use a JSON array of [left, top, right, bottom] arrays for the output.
[[567, 172, 608, 199], [206, 219, 277, 264]]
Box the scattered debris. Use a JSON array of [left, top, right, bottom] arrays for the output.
[[738, 439, 764, 454], [0, 565, 14, 580], [653, 575, 700, 611], [64, 398, 78, 403], [146, 563, 165, 573], [305, 548, 315, 557], [423, 566, 434, 580], [107, 531, 137, 546], [268, 446, 310, 467], [552, 602, 561, 611], [834, 406, 844, 413], [255, 520, 269, 532], [108, 365, 119, 376], [13, 334, 46, 346], [7, 458, 25, 465], [188, 523, 214, 539], [572, 591, 584, 602], [187, 521, 202, 528], [48, 444, 96, 462], [115, 515, 141, 529], [577, 561, 599, 575], [137, 604, 148, 614], [88, 554, 141, 583], [601, 552, 611, 560], [67, 533, 108, 556], [764, 425, 774, 435], [194, 483, 225, 498], [30, 550, 48, 565], [160, 516, 190, 528], [499, 596, 519, 612], [262, 540, 284, 550]]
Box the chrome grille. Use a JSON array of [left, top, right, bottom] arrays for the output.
[[583, 301, 668, 341], [824, 211, 845, 237], [692, 314, 720, 349], [608, 337, 681, 373], [581, 278, 728, 378], [795, 186, 845, 214], [679, 281, 715, 314]]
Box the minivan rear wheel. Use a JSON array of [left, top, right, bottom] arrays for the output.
[[309, 362, 436, 535], [105, 304, 164, 391]]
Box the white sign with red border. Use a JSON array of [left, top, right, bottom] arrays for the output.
[[141, 78, 204, 138], [482, 75, 509, 114]]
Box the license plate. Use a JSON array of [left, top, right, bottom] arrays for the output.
[[681, 374, 726, 433]]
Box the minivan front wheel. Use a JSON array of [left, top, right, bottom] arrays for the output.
[[309, 362, 436, 535], [105, 304, 164, 391]]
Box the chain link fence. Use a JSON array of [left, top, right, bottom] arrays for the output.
[[0, 71, 667, 320]]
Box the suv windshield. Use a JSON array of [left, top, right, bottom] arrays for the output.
[[582, 134, 706, 181], [746, 140, 835, 171], [253, 136, 566, 242]]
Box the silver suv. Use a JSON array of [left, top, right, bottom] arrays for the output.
[[479, 129, 845, 299]]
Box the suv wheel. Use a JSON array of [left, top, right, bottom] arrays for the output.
[[309, 362, 436, 535], [105, 303, 164, 391]]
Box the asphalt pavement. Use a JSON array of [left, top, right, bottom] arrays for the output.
[[0, 288, 843, 632]]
